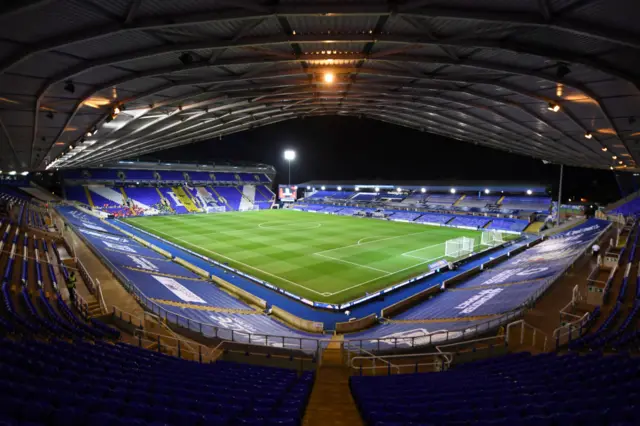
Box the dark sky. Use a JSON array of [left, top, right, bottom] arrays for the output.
[[141, 116, 627, 204]]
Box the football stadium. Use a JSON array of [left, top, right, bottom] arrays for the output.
[[0, 1, 639, 425]]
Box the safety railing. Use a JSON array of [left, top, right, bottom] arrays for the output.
[[346, 346, 400, 375], [95, 278, 107, 314], [112, 305, 144, 328], [133, 328, 218, 363], [349, 351, 454, 376], [435, 335, 506, 355], [506, 319, 550, 352], [552, 311, 590, 350]]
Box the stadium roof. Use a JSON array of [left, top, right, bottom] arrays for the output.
[[0, 1, 639, 172], [298, 180, 548, 193]]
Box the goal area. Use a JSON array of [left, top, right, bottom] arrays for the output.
[[481, 230, 504, 247], [445, 236, 475, 258]]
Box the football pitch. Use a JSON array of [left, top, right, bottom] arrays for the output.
[[122, 210, 494, 304]]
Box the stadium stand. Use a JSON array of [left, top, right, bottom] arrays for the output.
[[392, 219, 609, 321], [0, 339, 314, 426], [612, 197, 640, 216], [414, 213, 454, 225], [458, 195, 500, 208], [487, 218, 529, 233], [350, 351, 638, 426], [352, 193, 379, 202], [214, 186, 243, 211], [448, 215, 492, 229], [124, 169, 156, 182], [425, 194, 460, 207], [500, 196, 551, 212], [64, 186, 91, 205]]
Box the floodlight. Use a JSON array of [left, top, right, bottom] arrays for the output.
[[547, 103, 560, 112], [374, 187, 379, 192], [397, 187, 401, 192], [321, 186, 326, 190], [612, 155, 617, 160], [8, 171, 16, 175], [526, 189, 533, 195], [421, 188, 426, 193], [355, 187, 359, 191], [584, 132, 593, 139], [450, 188, 456, 194], [484, 189, 490, 194], [337, 186, 342, 191], [306, 186, 311, 190], [601, 146, 608, 152], [284, 150, 296, 161], [324, 72, 335, 83]]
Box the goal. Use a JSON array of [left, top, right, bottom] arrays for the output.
[[445, 237, 475, 258], [481, 230, 504, 247]]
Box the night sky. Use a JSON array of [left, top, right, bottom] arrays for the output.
[[141, 116, 627, 205]]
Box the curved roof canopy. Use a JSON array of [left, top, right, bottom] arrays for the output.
[[0, 0, 639, 172]]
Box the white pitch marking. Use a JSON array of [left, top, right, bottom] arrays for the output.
[[134, 223, 328, 296], [315, 230, 434, 255], [313, 252, 393, 274], [400, 242, 446, 260], [327, 254, 447, 296]]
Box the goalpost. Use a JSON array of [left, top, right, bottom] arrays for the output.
[[481, 230, 504, 247], [445, 237, 475, 258]]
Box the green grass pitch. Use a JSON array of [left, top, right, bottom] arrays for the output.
[[122, 209, 494, 304]]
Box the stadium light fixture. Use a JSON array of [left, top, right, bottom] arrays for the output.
[[306, 186, 310, 190], [584, 132, 593, 139], [20, 171, 29, 176], [324, 72, 335, 84], [397, 187, 402, 192], [8, 171, 16, 175], [450, 188, 456, 194], [421, 188, 426, 193], [355, 187, 359, 191], [284, 149, 296, 186], [601, 146, 608, 152], [484, 189, 490, 194], [547, 103, 560, 112], [321, 186, 326, 190], [619, 160, 624, 164], [337, 186, 342, 191], [374, 187, 379, 192], [610, 166, 614, 170], [526, 189, 533, 195], [612, 155, 617, 160]]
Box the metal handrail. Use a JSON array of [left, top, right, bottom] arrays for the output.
[[346, 346, 400, 374], [506, 319, 550, 351], [350, 351, 455, 375], [112, 305, 144, 327], [133, 328, 215, 357], [435, 335, 506, 354], [95, 278, 107, 314]]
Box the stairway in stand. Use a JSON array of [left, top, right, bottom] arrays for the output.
[[303, 340, 363, 426]]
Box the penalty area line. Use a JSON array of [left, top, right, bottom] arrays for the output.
[[135, 223, 328, 297], [327, 254, 447, 296]]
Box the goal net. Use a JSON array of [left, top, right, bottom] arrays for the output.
[[445, 237, 475, 258], [481, 230, 504, 247]]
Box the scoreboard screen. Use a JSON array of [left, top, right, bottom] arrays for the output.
[[278, 185, 298, 202]]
